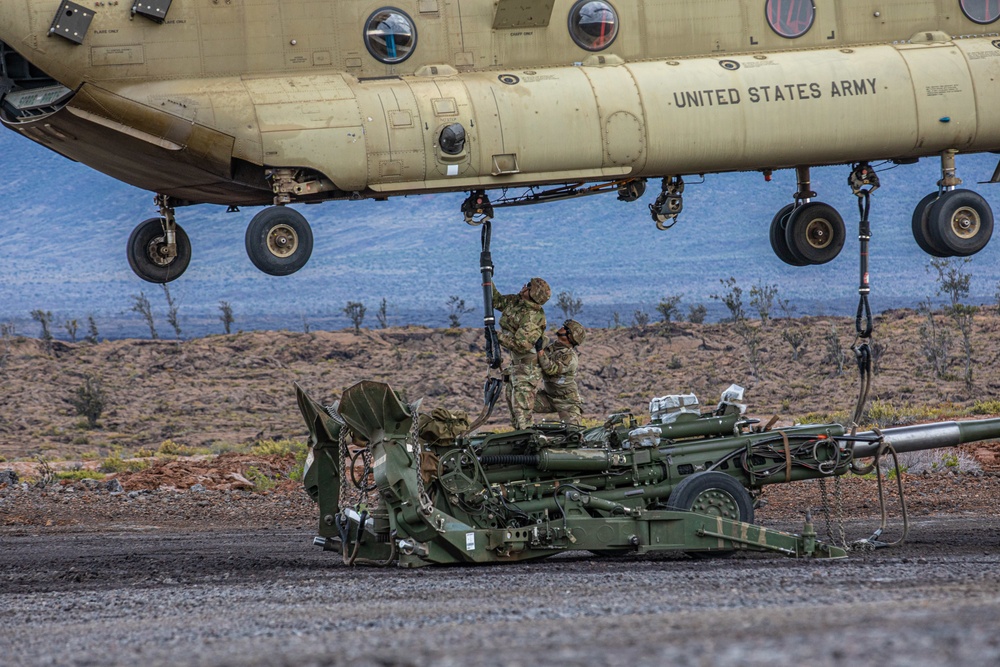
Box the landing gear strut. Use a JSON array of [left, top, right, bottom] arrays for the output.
[[126, 195, 192, 283], [769, 166, 846, 266], [911, 150, 994, 257]]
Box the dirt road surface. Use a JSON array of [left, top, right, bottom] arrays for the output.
[[3, 506, 999, 667]]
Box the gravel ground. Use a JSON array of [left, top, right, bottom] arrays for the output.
[[2, 475, 1000, 667]]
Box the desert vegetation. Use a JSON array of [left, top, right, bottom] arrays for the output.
[[2, 261, 998, 481]]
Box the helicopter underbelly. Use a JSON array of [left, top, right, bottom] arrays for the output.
[[1, 83, 272, 206]]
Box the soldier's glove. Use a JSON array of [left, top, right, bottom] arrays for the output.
[[534, 336, 545, 353]]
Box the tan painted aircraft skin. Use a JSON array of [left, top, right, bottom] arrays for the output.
[[1, 1, 999, 279]]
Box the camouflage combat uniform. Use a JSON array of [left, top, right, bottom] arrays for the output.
[[493, 283, 547, 430], [534, 341, 582, 425]]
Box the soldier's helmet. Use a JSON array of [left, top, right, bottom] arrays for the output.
[[527, 277, 551, 305], [564, 319, 586, 346]]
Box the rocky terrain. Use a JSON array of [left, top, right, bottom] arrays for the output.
[[2, 311, 1000, 464]]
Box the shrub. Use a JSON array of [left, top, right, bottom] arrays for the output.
[[30, 309, 53, 343], [897, 450, 981, 475], [218, 301, 235, 334], [56, 470, 105, 481], [343, 301, 366, 333], [245, 466, 276, 492], [99, 456, 148, 473], [970, 400, 1000, 415], [375, 298, 389, 328], [130, 291, 158, 339], [250, 439, 306, 457], [687, 304, 707, 324], [445, 296, 473, 328], [557, 291, 583, 319], [70, 376, 107, 429], [656, 295, 682, 323], [157, 440, 200, 456]]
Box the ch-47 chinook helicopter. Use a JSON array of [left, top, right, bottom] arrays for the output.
[[2, 0, 1000, 282]]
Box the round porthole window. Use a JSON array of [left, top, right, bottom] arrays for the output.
[[364, 8, 417, 64], [960, 0, 1000, 24], [568, 1, 619, 52], [765, 0, 815, 38]]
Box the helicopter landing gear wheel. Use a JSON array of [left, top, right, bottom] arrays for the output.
[[667, 471, 754, 558], [245, 206, 314, 276], [769, 203, 808, 266], [911, 193, 951, 258], [784, 202, 845, 265], [126, 217, 192, 283], [926, 189, 994, 257]]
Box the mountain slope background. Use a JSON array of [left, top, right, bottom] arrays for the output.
[[3, 129, 1000, 338], [3, 313, 1000, 466]]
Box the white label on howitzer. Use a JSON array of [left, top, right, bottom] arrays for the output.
[[374, 454, 386, 469], [466, 532, 475, 550]]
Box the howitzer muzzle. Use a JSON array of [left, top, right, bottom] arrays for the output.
[[853, 418, 1000, 458]]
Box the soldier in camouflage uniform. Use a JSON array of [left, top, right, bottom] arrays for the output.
[[533, 320, 586, 425], [493, 277, 550, 430]]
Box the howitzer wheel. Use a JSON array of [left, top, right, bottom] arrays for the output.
[[667, 472, 754, 558], [667, 471, 753, 522]]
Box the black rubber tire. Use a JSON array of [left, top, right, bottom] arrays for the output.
[[769, 203, 808, 266], [926, 189, 994, 257], [784, 202, 845, 265], [911, 192, 952, 258], [666, 471, 754, 524], [245, 207, 314, 276], [126, 217, 192, 284]]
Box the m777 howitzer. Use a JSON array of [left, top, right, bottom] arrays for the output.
[[296, 381, 1000, 568]]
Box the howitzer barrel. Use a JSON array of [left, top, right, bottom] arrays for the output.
[[853, 418, 1000, 458]]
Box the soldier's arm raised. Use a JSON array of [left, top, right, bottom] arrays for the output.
[[492, 285, 508, 311]]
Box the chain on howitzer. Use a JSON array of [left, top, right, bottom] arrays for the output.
[[817, 475, 847, 548], [410, 402, 435, 517], [338, 423, 377, 512]]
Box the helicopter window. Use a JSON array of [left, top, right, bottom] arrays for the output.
[[764, 0, 815, 38], [568, 1, 619, 52], [364, 8, 417, 64], [960, 0, 1000, 24]]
